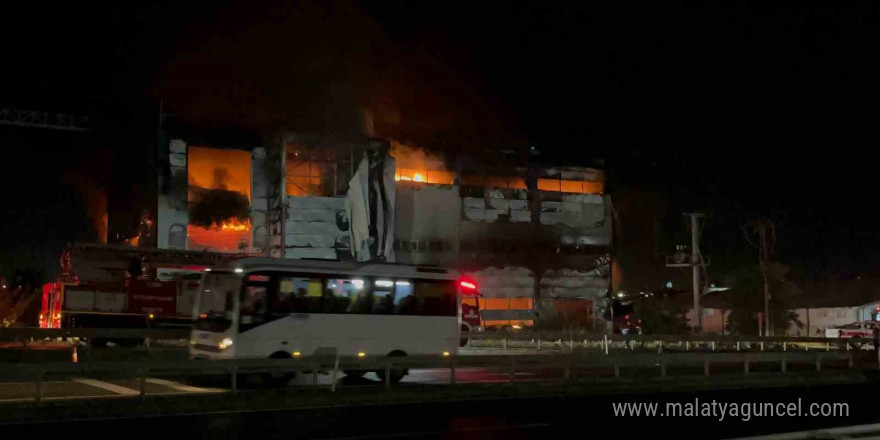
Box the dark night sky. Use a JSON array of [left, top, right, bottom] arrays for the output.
[[2, 0, 880, 281]]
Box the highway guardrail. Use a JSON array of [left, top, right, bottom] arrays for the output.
[[0, 348, 857, 404], [1, 328, 872, 354]]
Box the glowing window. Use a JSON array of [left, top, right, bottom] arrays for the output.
[[561, 180, 584, 193], [394, 168, 454, 185], [285, 145, 333, 197], [538, 178, 604, 194], [537, 178, 562, 192]]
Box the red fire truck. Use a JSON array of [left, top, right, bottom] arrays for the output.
[[39, 244, 248, 342], [458, 279, 482, 346], [41, 244, 484, 346]]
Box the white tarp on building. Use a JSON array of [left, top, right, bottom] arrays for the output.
[[345, 151, 396, 262]]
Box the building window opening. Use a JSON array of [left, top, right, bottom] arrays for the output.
[[285, 145, 334, 197]]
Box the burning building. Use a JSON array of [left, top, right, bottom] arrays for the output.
[[186, 146, 253, 252], [158, 142, 255, 253], [156, 132, 611, 329]]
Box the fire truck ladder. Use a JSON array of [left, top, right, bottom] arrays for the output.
[[66, 243, 254, 275], [0, 108, 90, 132]]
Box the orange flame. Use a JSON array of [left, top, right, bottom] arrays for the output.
[[187, 218, 252, 252], [216, 218, 251, 231], [390, 140, 453, 185]]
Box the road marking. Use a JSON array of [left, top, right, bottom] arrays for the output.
[[0, 395, 130, 404], [414, 378, 546, 384], [441, 368, 500, 372], [409, 372, 535, 378], [326, 422, 552, 439], [0, 381, 69, 386], [73, 378, 139, 396], [145, 378, 223, 393], [409, 369, 535, 375]]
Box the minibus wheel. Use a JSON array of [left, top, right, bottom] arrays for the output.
[[376, 350, 407, 384], [262, 351, 296, 386]]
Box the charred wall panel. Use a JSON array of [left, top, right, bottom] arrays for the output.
[[158, 139, 189, 250], [284, 196, 349, 260], [393, 182, 460, 266]]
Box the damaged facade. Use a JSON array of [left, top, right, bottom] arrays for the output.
[[157, 134, 611, 328]]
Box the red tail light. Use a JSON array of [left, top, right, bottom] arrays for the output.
[[460, 281, 477, 290]]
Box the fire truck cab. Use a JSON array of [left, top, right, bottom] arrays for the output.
[[39, 244, 250, 341]]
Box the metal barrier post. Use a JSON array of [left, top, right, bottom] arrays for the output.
[[781, 358, 787, 373], [736, 341, 740, 352], [331, 352, 340, 393], [826, 342, 830, 352], [537, 334, 542, 350], [760, 341, 764, 352], [815, 356, 822, 371], [230, 361, 238, 392], [140, 367, 148, 397], [783, 342, 786, 352], [604, 334, 609, 355], [712, 341, 716, 352], [569, 336, 574, 352], [312, 360, 318, 387], [744, 359, 750, 375], [449, 358, 456, 385], [657, 341, 663, 354], [686, 340, 689, 351]]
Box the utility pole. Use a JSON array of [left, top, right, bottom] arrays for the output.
[[666, 213, 709, 333], [745, 219, 775, 337], [690, 213, 702, 332], [154, 99, 164, 248]]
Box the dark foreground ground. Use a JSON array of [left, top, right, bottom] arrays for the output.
[[1, 373, 879, 440]]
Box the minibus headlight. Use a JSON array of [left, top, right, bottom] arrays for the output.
[[218, 338, 234, 350]]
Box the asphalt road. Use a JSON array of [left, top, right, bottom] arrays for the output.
[[0, 344, 869, 403], [0, 344, 876, 439], [3, 382, 880, 440], [0, 367, 552, 403]]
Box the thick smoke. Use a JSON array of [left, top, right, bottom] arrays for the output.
[[188, 187, 250, 229]]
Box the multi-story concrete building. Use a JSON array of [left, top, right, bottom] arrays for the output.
[[156, 133, 612, 328]]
